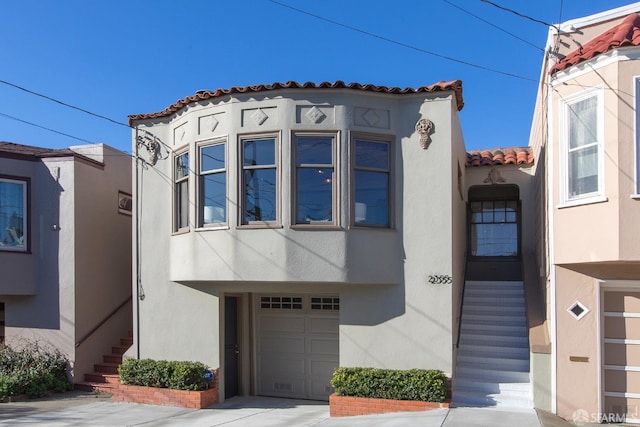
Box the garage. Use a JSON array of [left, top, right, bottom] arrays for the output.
[[256, 295, 339, 401], [603, 290, 640, 422]]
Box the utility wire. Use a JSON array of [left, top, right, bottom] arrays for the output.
[[268, 0, 538, 83], [442, 0, 544, 52], [0, 111, 98, 144], [480, 0, 560, 31], [0, 79, 131, 128]]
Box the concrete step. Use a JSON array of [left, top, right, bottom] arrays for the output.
[[94, 362, 120, 375], [463, 295, 525, 306], [462, 305, 526, 316], [464, 288, 524, 298], [452, 390, 532, 409], [458, 346, 529, 360], [459, 333, 529, 347], [455, 378, 531, 395], [461, 313, 527, 325], [456, 354, 530, 371], [456, 366, 530, 383], [460, 325, 527, 338], [465, 281, 524, 288]]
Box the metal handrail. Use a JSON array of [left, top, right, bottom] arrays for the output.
[[75, 295, 132, 348], [455, 253, 468, 349]]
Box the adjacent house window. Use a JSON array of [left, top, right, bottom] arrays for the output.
[[199, 142, 226, 226], [241, 136, 278, 225], [563, 90, 603, 202], [0, 176, 28, 251], [294, 134, 336, 225], [174, 151, 189, 231], [352, 136, 392, 227]]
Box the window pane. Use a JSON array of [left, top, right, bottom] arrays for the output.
[[175, 153, 189, 180], [297, 137, 332, 165], [0, 181, 25, 249], [201, 145, 224, 172], [177, 181, 188, 228], [202, 172, 226, 224], [297, 168, 333, 223], [569, 145, 598, 196], [243, 169, 276, 222], [569, 96, 597, 149], [355, 140, 389, 169], [482, 202, 494, 222], [506, 201, 517, 222], [471, 223, 518, 256], [243, 139, 275, 166], [354, 170, 389, 226]]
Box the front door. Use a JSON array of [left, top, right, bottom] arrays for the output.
[[224, 296, 239, 398]]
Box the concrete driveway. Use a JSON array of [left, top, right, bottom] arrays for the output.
[[0, 393, 576, 427]]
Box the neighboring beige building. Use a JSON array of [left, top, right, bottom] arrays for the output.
[[0, 142, 132, 380], [530, 2, 640, 422]]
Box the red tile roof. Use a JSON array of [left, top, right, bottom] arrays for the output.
[[550, 13, 640, 74], [128, 80, 464, 124], [466, 147, 534, 167]]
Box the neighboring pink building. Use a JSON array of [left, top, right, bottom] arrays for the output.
[[530, 3, 640, 422]]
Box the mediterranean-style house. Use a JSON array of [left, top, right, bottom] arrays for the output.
[[0, 142, 132, 380], [529, 2, 640, 422]]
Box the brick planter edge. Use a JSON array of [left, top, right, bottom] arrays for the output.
[[329, 393, 450, 417]]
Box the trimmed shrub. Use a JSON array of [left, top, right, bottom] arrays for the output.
[[119, 359, 210, 391], [0, 341, 73, 400], [330, 367, 448, 403]]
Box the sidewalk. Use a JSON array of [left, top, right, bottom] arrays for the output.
[[0, 392, 580, 427]]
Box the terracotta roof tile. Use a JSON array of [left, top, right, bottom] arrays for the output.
[[466, 147, 534, 167], [128, 80, 464, 124], [550, 13, 640, 74]]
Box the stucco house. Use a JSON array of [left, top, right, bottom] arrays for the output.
[[529, 2, 640, 422], [127, 80, 549, 407], [0, 142, 132, 380]]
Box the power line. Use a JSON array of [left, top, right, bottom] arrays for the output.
[[0, 79, 130, 129], [442, 0, 544, 52], [480, 0, 560, 31], [0, 111, 98, 144], [267, 0, 538, 83]]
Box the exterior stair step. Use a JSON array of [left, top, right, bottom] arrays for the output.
[[94, 362, 120, 375], [457, 354, 529, 370], [75, 381, 118, 394], [84, 372, 120, 384], [452, 390, 533, 408], [112, 346, 129, 355], [120, 337, 133, 346], [103, 354, 123, 364]]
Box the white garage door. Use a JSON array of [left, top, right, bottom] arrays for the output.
[[256, 295, 339, 401], [603, 291, 640, 423]]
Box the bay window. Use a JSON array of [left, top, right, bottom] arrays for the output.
[[241, 136, 278, 225], [199, 142, 226, 226], [174, 151, 189, 231], [352, 136, 392, 227]]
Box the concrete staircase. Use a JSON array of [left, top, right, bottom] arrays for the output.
[[453, 280, 532, 408], [75, 332, 132, 394]]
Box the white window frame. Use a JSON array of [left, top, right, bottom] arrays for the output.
[[350, 132, 394, 228], [634, 77, 640, 198], [292, 131, 339, 228], [559, 87, 605, 206], [173, 148, 190, 232], [197, 139, 228, 228], [238, 133, 280, 228], [0, 176, 28, 252]]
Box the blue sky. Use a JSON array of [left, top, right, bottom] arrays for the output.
[[0, 0, 635, 153]]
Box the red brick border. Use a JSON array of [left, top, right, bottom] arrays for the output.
[[329, 393, 449, 417], [111, 370, 219, 409]]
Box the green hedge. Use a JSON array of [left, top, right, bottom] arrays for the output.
[[330, 367, 448, 403], [118, 359, 210, 391], [0, 341, 73, 400]]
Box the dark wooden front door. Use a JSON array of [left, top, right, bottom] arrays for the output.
[[224, 296, 239, 398]]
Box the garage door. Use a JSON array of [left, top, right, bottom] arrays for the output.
[[603, 291, 640, 423], [256, 295, 339, 401]]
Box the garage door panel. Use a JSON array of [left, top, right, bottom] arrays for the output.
[[260, 316, 305, 333], [605, 343, 640, 366], [309, 379, 334, 400], [605, 317, 640, 340], [258, 375, 307, 398], [260, 336, 306, 354], [309, 317, 339, 333], [603, 396, 640, 422], [260, 356, 306, 375], [309, 337, 339, 355], [604, 293, 640, 312], [310, 358, 339, 376], [605, 370, 640, 394]]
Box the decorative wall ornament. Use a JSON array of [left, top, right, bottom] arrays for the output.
[[251, 108, 269, 126], [484, 167, 507, 184], [427, 275, 452, 285], [363, 109, 381, 127], [415, 118, 434, 149], [305, 106, 326, 124], [136, 135, 161, 166]]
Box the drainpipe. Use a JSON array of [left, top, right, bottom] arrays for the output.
[[134, 127, 141, 359]]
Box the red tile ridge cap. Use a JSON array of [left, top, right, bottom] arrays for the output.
[[128, 80, 464, 124], [466, 147, 534, 167], [550, 13, 640, 74]]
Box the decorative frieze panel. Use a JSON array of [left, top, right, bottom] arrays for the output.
[[354, 107, 390, 129], [173, 122, 189, 147], [242, 107, 277, 128], [198, 112, 225, 136], [296, 105, 334, 125]]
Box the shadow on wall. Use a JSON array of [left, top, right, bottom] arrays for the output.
[[8, 162, 63, 330]]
